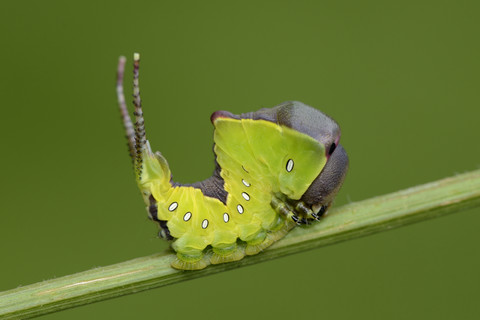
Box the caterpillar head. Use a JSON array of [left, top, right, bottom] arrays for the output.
[[240, 101, 349, 214]]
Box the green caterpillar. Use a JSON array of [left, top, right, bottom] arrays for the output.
[[116, 53, 349, 270]]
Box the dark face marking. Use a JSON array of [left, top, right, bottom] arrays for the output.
[[328, 143, 336, 156]]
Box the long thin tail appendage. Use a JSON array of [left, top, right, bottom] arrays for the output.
[[116, 56, 137, 163], [117, 53, 171, 193], [132, 53, 147, 178]]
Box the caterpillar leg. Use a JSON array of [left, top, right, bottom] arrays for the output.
[[210, 243, 246, 265], [290, 200, 328, 222], [271, 194, 303, 224], [267, 219, 296, 242], [272, 194, 329, 225], [171, 251, 211, 270], [245, 230, 273, 255], [244, 216, 296, 255]]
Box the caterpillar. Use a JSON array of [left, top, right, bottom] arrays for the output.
[[116, 53, 349, 270]]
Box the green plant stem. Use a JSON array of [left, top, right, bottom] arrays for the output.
[[1, 169, 480, 319]]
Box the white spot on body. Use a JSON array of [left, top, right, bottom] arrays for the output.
[[286, 159, 294, 172], [237, 204, 244, 214], [183, 212, 192, 221], [223, 213, 229, 222], [168, 202, 178, 211], [242, 192, 250, 201], [242, 179, 250, 187], [202, 219, 209, 229]]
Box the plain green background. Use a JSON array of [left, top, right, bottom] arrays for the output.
[[1, 1, 479, 319]]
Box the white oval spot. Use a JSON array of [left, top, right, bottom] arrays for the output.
[[286, 159, 294, 172], [242, 179, 250, 187], [183, 212, 192, 221], [242, 192, 250, 201], [202, 219, 209, 229], [223, 213, 229, 222], [168, 202, 178, 211], [237, 204, 244, 214]]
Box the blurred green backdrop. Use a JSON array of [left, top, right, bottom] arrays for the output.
[[1, 1, 479, 319]]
